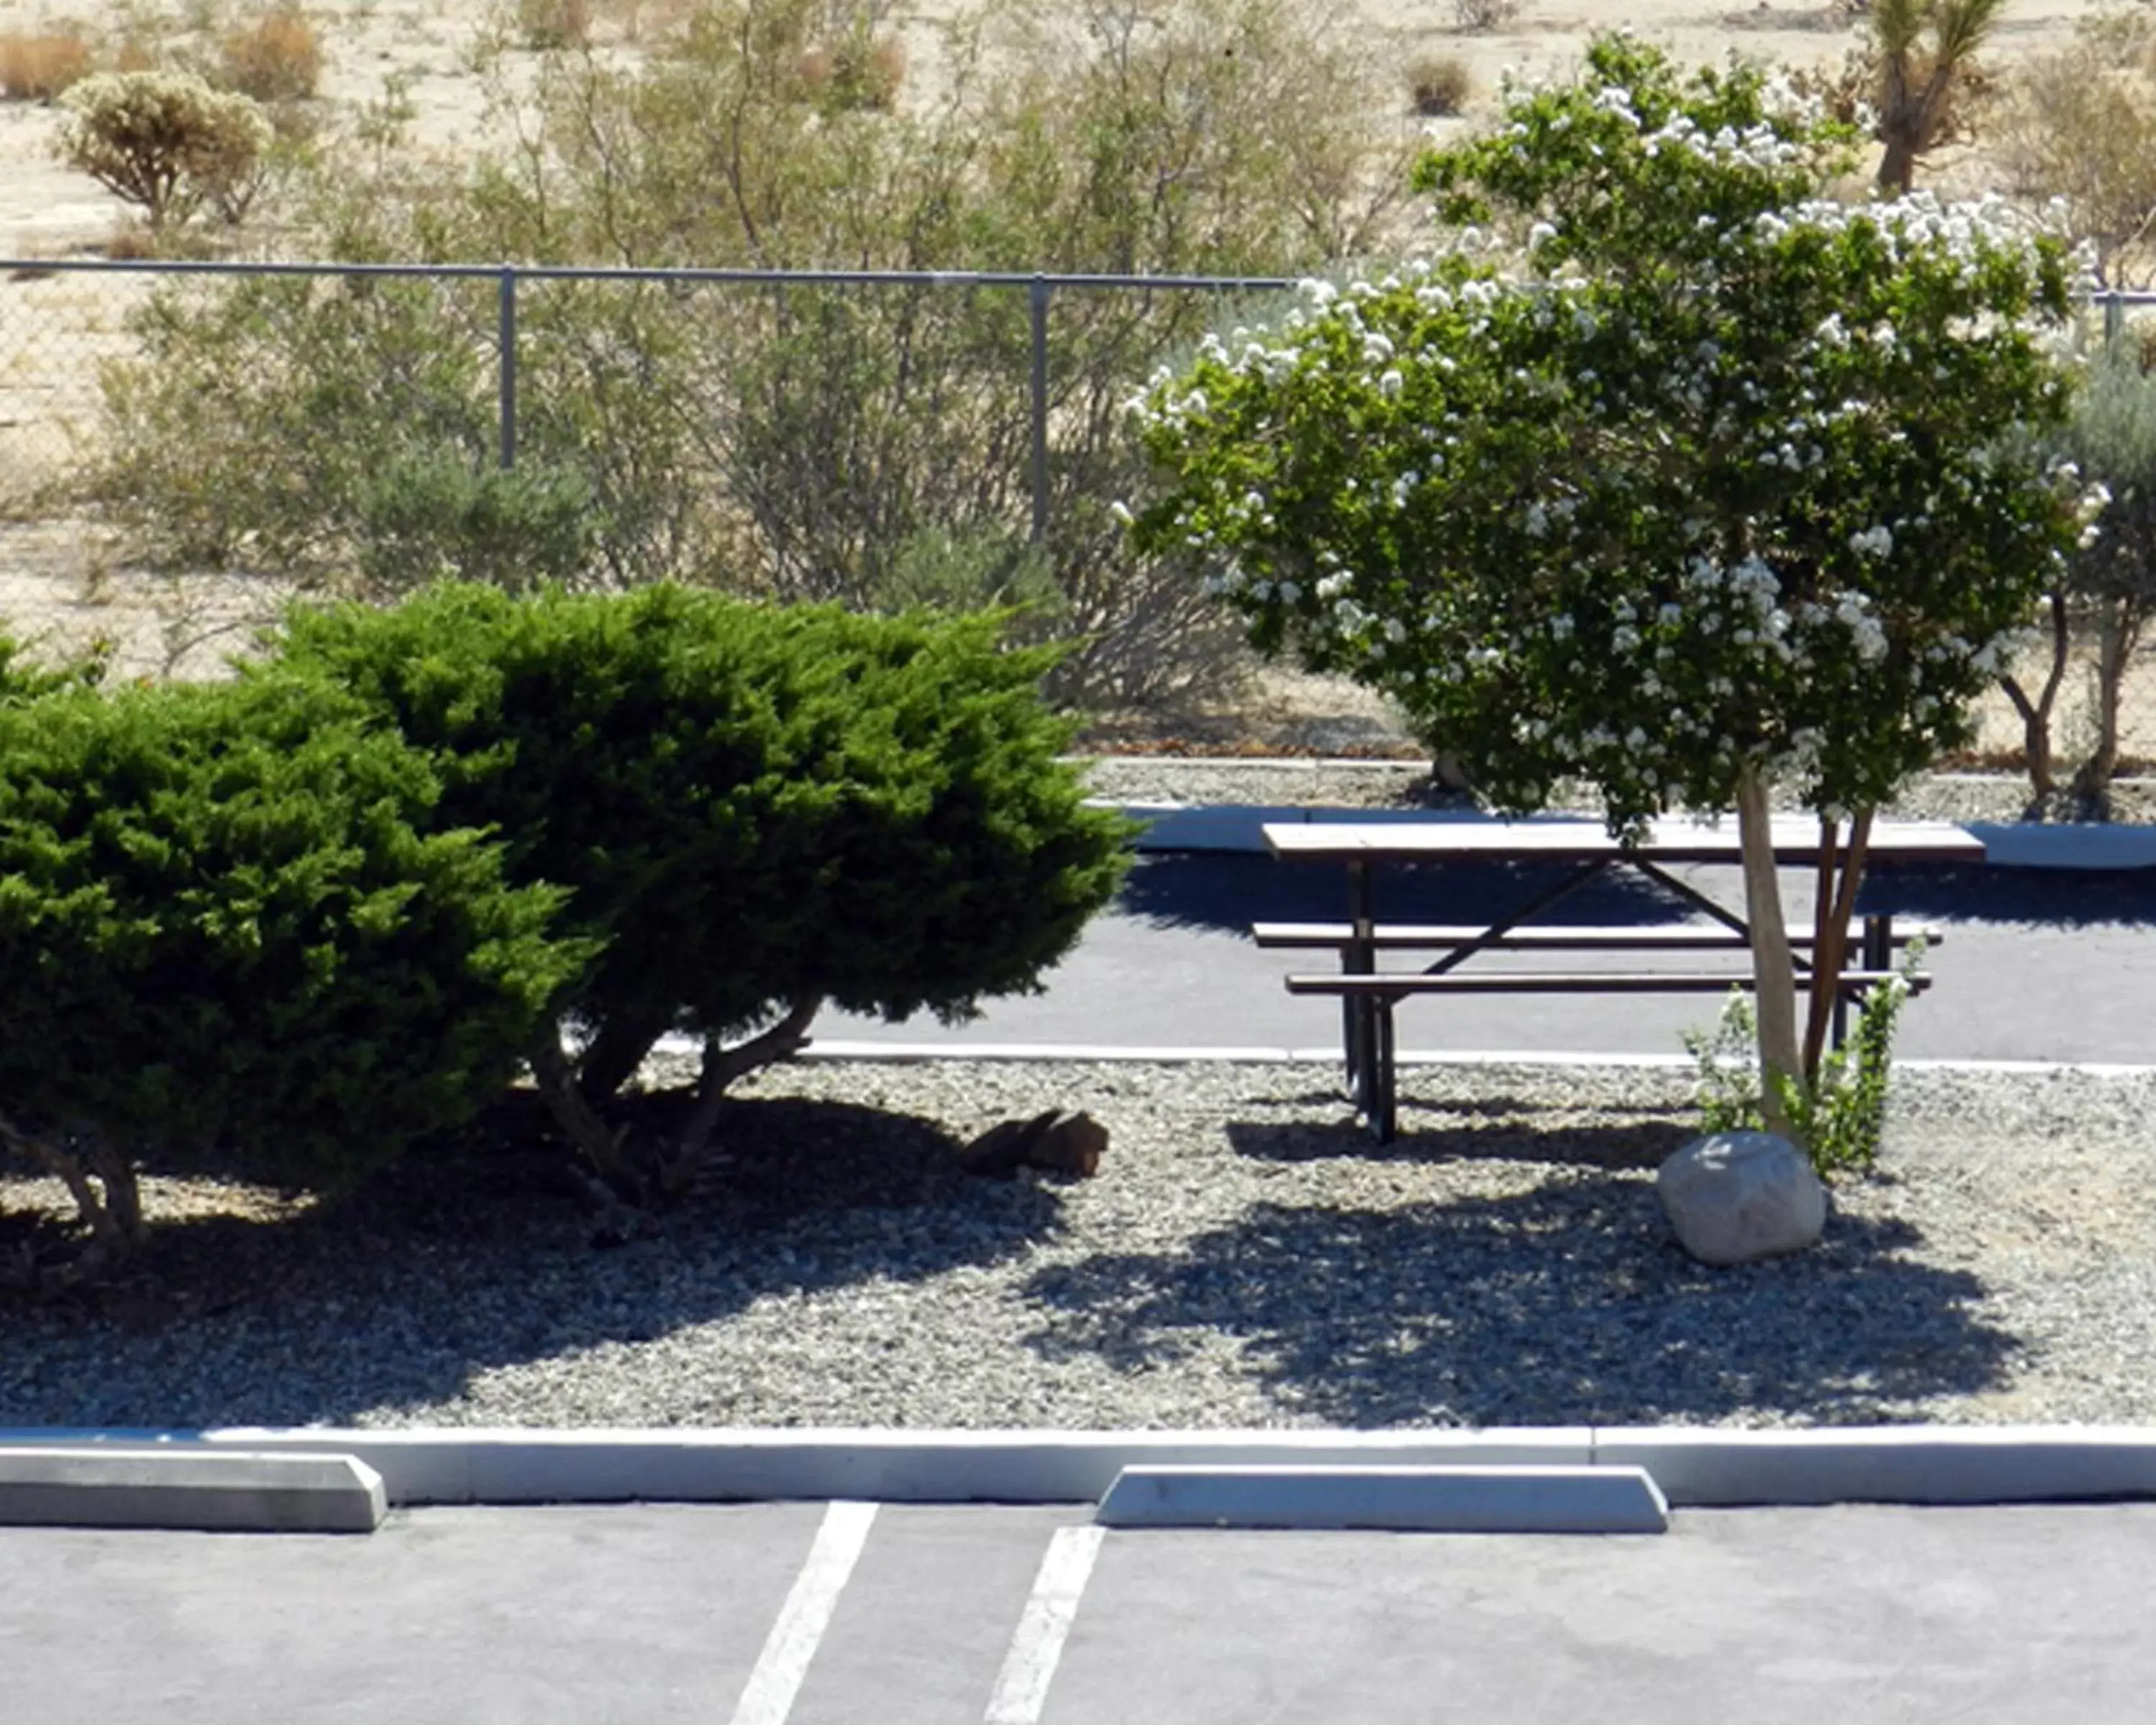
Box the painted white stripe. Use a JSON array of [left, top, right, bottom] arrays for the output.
[[983, 1524, 1107, 1725], [727, 1499, 877, 1725]]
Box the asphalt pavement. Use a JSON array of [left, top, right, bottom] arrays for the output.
[[825, 852, 2156, 1064], [9, 1500, 2156, 1723]]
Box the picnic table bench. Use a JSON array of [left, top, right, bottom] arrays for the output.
[[1260, 814, 1983, 1141]]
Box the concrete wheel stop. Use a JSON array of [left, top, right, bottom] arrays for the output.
[[0, 1446, 386, 1533], [1094, 1463, 1669, 1534]]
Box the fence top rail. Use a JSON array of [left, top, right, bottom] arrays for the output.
[[15, 254, 2156, 306], [0, 257, 1298, 292]]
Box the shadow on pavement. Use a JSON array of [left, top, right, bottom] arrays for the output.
[[1861, 863, 2156, 928], [1021, 1162, 2016, 1427], [1120, 852, 1696, 938]]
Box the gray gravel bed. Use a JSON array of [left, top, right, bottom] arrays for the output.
[[5, 1059, 2156, 1432], [1079, 758, 2156, 826]]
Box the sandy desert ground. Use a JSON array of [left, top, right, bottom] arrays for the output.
[[0, 0, 2146, 754]]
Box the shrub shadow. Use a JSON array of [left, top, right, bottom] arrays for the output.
[[0, 1095, 1068, 1429], [1021, 1172, 2016, 1427]]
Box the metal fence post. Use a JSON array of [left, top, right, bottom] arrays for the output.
[[1029, 274, 1050, 543], [2106, 288, 2124, 355], [498, 264, 518, 470]]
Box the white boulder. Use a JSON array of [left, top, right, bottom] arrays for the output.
[[1656, 1131, 1827, 1266]]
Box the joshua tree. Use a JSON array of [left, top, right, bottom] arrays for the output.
[[1874, 0, 2009, 193]]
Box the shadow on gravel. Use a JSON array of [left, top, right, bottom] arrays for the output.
[[1119, 852, 1696, 938], [1861, 863, 2156, 928], [1225, 1110, 1697, 1172], [0, 1096, 1067, 1430], [1021, 1175, 2016, 1427]]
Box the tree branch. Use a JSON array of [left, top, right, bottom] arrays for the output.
[[667, 995, 823, 1186]]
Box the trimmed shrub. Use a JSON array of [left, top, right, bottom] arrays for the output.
[[55, 70, 274, 229], [261, 583, 1131, 1192], [0, 672, 581, 1266]]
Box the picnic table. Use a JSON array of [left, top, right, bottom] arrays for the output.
[[1259, 814, 1986, 1141]]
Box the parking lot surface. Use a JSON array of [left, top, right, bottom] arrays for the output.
[[9, 1499, 2156, 1723]]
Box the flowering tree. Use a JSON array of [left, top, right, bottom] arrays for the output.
[[1127, 37, 2083, 1141]]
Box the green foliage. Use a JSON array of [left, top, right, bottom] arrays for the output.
[[55, 69, 274, 229], [863, 525, 1069, 636], [354, 446, 604, 594], [85, 0, 1414, 707], [2042, 345, 2156, 799], [1684, 949, 1921, 1179], [0, 673, 579, 1203], [1130, 35, 2078, 1156], [0, 633, 108, 703], [1133, 36, 2078, 833], [258, 584, 1132, 1113]]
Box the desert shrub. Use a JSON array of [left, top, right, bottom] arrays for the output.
[[1450, 0, 1516, 32], [0, 30, 94, 101], [354, 446, 604, 594], [517, 0, 593, 47], [1406, 52, 1470, 116], [1994, 6, 2156, 287], [86, 0, 1411, 710], [259, 582, 1130, 1194], [218, 4, 323, 102], [91, 270, 504, 576], [54, 70, 273, 229], [1685, 959, 1918, 1181], [794, 22, 904, 112], [0, 672, 581, 1269]]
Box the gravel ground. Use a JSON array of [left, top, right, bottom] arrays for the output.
[[1079, 758, 2156, 826], [5, 1058, 2155, 1432]]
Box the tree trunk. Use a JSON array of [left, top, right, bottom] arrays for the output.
[[665, 995, 823, 1187], [1802, 807, 1874, 1082], [1876, 126, 1920, 196], [2070, 599, 2145, 814], [576, 1003, 678, 1110], [0, 1108, 142, 1266], [530, 1029, 639, 1193], [1735, 760, 1802, 1142], [1999, 589, 2071, 801]]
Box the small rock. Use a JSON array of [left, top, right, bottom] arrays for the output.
[[1657, 1131, 1826, 1266], [1036, 1111, 1108, 1177], [959, 1110, 1108, 1179]]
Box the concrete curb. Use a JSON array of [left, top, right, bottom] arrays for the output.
[[0, 1446, 384, 1532], [8, 1427, 2156, 1512], [1105, 801, 2156, 870], [1596, 1427, 2156, 1506], [1095, 1463, 1669, 1534]]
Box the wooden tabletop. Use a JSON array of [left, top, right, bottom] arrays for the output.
[[1262, 814, 1986, 866]]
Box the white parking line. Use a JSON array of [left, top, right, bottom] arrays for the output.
[[983, 1524, 1107, 1725], [727, 1500, 879, 1725]]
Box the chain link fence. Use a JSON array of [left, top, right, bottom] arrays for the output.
[[1, 257, 2153, 775], [0, 257, 1294, 694]]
